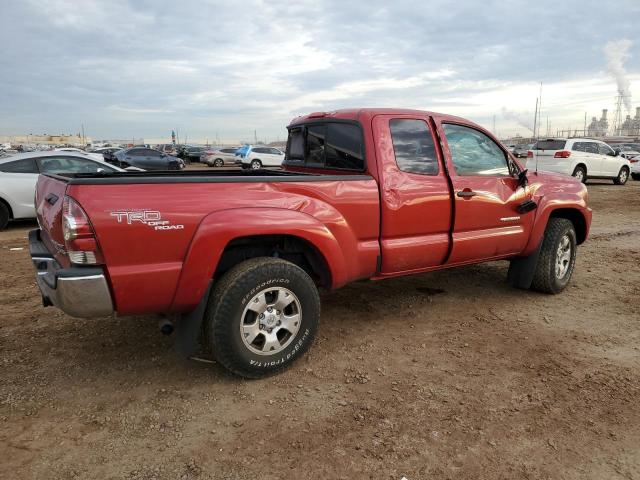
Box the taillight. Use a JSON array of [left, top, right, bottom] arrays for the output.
[[62, 196, 104, 265], [527, 151, 533, 158], [554, 150, 571, 158]]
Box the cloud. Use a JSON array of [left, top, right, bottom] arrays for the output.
[[0, 0, 639, 141]]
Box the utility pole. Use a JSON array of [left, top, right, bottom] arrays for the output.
[[492, 115, 496, 135], [254, 130, 257, 144], [81, 124, 86, 147], [533, 98, 539, 142], [584, 112, 587, 137]]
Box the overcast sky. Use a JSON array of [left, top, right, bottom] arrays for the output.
[[1, 0, 639, 143]]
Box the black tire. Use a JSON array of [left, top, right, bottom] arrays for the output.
[[0, 202, 9, 230], [632, 173, 640, 181], [250, 159, 262, 170], [572, 165, 587, 183], [613, 166, 629, 185], [203, 257, 320, 378], [531, 218, 577, 294], [213, 158, 224, 167]]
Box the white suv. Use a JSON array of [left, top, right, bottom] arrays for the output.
[[241, 146, 285, 169], [526, 138, 631, 185]]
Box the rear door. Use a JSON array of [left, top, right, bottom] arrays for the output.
[[373, 114, 453, 273], [435, 121, 534, 263]]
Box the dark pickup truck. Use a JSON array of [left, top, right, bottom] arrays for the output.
[[31, 108, 591, 378]]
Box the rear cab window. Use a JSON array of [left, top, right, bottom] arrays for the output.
[[284, 122, 365, 171]]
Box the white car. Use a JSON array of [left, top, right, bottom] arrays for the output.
[[53, 147, 105, 162], [0, 151, 128, 230], [241, 146, 285, 169], [526, 138, 631, 185]]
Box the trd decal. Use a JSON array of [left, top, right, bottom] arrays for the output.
[[110, 210, 184, 231]]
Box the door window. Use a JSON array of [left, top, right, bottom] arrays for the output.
[[584, 143, 599, 154], [390, 119, 439, 175], [0, 158, 38, 173], [598, 143, 615, 156], [443, 124, 510, 176]]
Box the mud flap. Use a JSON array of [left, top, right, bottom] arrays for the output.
[[175, 280, 212, 357], [507, 241, 542, 289]]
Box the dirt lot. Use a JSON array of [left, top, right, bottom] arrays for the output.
[[1, 180, 639, 480]]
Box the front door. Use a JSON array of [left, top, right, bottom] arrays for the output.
[[436, 121, 534, 264]]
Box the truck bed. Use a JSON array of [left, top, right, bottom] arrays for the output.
[[47, 169, 372, 185]]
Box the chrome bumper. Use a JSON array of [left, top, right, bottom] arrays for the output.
[[29, 230, 114, 318]]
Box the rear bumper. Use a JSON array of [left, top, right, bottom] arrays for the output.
[[29, 229, 114, 318]]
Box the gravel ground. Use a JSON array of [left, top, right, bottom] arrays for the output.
[[0, 179, 639, 480]]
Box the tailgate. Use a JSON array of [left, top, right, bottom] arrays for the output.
[[35, 174, 69, 266]]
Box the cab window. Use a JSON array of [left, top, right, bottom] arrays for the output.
[[443, 124, 510, 176], [389, 119, 439, 175]]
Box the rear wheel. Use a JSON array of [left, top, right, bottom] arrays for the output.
[[0, 202, 9, 230], [613, 166, 629, 185], [572, 165, 586, 183], [203, 257, 320, 378], [531, 218, 577, 294], [213, 158, 224, 167]]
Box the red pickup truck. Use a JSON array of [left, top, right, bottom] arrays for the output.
[[30, 108, 591, 378]]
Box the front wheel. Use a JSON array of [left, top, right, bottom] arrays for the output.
[[213, 158, 224, 167], [613, 166, 629, 185], [531, 218, 577, 294], [203, 257, 320, 378], [250, 159, 262, 170], [572, 166, 586, 183]]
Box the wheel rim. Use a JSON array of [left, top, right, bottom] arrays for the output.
[[619, 169, 628, 183], [574, 169, 584, 181], [251, 161, 260, 169], [240, 287, 302, 356], [215, 159, 223, 167], [555, 234, 572, 279]]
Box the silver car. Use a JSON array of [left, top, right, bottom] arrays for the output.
[[201, 147, 239, 167], [0, 151, 128, 230]]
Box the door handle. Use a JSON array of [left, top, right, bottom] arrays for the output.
[[456, 190, 477, 198]]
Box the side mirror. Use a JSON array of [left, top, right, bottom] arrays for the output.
[[517, 169, 528, 188], [613, 148, 621, 157]]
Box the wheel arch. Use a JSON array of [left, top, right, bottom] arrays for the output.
[[548, 208, 588, 245], [0, 195, 14, 219], [170, 207, 348, 312]]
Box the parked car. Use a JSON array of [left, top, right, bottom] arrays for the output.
[[0, 151, 127, 230], [201, 148, 239, 167], [612, 144, 640, 159], [240, 146, 285, 169], [157, 144, 178, 156], [108, 147, 185, 171], [92, 147, 122, 157], [53, 147, 105, 162], [30, 108, 591, 378], [512, 145, 530, 158], [526, 138, 631, 185], [180, 146, 205, 163]]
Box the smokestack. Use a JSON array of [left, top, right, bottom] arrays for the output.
[[636, 107, 640, 119], [601, 109, 608, 120]]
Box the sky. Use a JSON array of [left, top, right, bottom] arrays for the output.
[[1, 0, 639, 143]]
